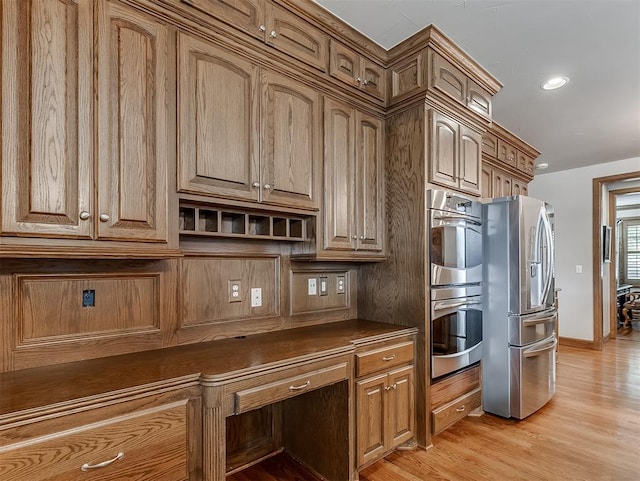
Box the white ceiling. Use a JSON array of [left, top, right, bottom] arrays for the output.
[[314, 0, 640, 174]]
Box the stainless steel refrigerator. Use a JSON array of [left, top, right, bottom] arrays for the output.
[[482, 195, 556, 419]]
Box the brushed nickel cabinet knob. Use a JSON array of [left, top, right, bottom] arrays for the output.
[[269, 30, 277, 38], [79, 211, 91, 221], [99, 213, 110, 223]]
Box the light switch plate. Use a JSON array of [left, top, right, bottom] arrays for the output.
[[319, 277, 328, 296]]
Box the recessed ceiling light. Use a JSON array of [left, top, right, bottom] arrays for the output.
[[536, 163, 549, 170], [541, 76, 569, 90]]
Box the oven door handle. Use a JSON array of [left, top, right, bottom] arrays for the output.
[[522, 313, 557, 327], [523, 338, 557, 358], [433, 214, 481, 225], [433, 299, 482, 311]]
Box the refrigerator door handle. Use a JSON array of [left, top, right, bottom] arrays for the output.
[[523, 338, 557, 358], [522, 312, 557, 327], [540, 211, 554, 304]]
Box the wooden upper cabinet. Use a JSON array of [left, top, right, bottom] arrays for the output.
[[1, 0, 94, 239], [1, 0, 169, 245], [429, 51, 492, 119], [177, 33, 319, 211], [180, 0, 265, 39], [265, 4, 328, 72], [177, 33, 260, 203], [482, 132, 498, 157], [96, 1, 169, 242], [459, 125, 482, 196], [481, 165, 492, 198], [329, 40, 385, 101], [429, 110, 482, 197], [324, 98, 357, 251], [430, 110, 459, 190], [356, 111, 384, 252], [261, 70, 321, 210], [322, 98, 384, 258], [497, 138, 517, 168]]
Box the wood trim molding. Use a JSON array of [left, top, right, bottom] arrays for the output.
[[592, 170, 640, 351], [559, 337, 598, 350]]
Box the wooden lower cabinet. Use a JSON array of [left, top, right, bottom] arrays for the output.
[[0, 388, 202, 481], [430, 364, 481, 435], [355, 341, 415, 469]]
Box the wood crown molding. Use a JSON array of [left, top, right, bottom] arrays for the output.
[[491, 121, 541, 159]]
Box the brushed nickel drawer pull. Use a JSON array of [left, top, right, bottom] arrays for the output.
[[456, 405, 466, 413], [382, 355, 396, 361], [289, 380, 311, 391], [384, 385, 392, 391], [81, 452, 124, 471]]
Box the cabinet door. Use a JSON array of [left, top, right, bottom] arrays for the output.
[[177, 33, 260, 203], [467, 78, 492, 119], [429, 110, 459, 190], [356, 373, 388, 468], [266, 4, 328, 72], [497, 139, 517, 168], [329, 39, 360, 88], [388, 366, 414, 448], [502, 176, 513, 196], [430, 52, 466, 104], [1, 0, 93, 238], [481, 166, 492, 198], [362, 59, 386, 101], [356, 111, 384, 252], [482, 133, 498, 157], [96, 1, 169, 242], [262, 71, 321, 210], [492, 170, 504, 197], [180, 0, 265, 40], [458, 125, 482, 196], [323, 98, 356, 250]]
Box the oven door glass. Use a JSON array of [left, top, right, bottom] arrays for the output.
[[431, 297, 483, 378], [430, 210, 482, 286]]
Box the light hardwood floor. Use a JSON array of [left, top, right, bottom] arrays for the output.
[[360, 340, 640, 481]]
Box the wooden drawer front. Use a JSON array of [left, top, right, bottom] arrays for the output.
[[432, 387, 481, 435], [180, 0, 266, 40], [235, 362, 348, 414], [482, 133, 498, 157], [356, 341, 413, 378], [0, 402, 189, 481]]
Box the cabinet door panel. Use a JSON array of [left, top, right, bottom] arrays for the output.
[[323, 98, 356, 250], [96, 2, 169, 241], [362, 59, 385, 101], [181, 0, 265, 40], [262, 71, 320, 210], [388, 365, 414, 448], [177, 33, 260, 202], [481, 166, 492, 198], [459, 125, 482, 196], [429, 110, 458, 189], [329, 39, 359, 87], [356, 112, 384, 252], [467, 78, 492, 119], [492, 170, 504, 198], [267, 4, 328, 72], [357, 374, 387, 468], [1, 0, 93, 238], [497, 139, 517, 168], [431, 52, 465, 104]]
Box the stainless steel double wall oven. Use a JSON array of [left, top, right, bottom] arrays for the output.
[[428, 189, 483, 380]]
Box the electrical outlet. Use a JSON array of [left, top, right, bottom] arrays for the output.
[[308, 278, 317, 296], [82, 289, 95, 307], [250, 287, 262, 307], [228, 280, 242, 303], [336, 276, 346, 294], [319, 277, 328, 296]]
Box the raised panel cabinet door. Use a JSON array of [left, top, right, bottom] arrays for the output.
[[329, 39, 360, 88], [361, 59, 386, 101], [429, 110, 459, 190], [482, 133, 498, 157], [177, 33, 260, 203], [356, 373, 388, 468], [481, 166, 492, 198], [356, 111, 384, 252], [323, 98, 356, 250], [492, 170, 504, 197], [388, 365, 415, 448], [467, 78, 492, 119], [96, 1, 169, 242], [459, 125, 482, 196], [502, 176, 513, 196], [497, 139, 517, 168], [262, 70, 321, 210], [266, 4, 328, 72], [180, 0, 266, 40], [1, 0, 93, 238], [430, 51, 466, 104]]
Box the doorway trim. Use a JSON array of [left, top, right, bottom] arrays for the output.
[[592, 171, 640, 350]]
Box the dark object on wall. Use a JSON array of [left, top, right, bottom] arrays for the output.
[[602, 225, 612, 263]]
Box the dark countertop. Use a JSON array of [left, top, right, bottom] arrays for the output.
[[0, 320, 416, 421]]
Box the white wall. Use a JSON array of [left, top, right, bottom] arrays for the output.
[[529, 156, 640, 341]]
